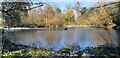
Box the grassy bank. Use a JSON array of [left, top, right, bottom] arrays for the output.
[[2, 38, 120, 58]]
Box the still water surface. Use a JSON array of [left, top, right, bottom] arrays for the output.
[[9, 27, 120, 51]]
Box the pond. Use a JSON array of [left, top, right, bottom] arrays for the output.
[[8, 27, 120, 51]]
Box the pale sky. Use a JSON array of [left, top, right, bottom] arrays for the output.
[[48, 2, 96, 13], [1, 0, 118, 2], [41, 0, 116, 2], [44, 0, 117, 12]]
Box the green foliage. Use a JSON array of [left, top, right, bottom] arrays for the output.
[[2, 38, 120, 57], [3, 52, 14, 58], [63, 9, 75, 25], [21, 6, 64, 28], [81, 7, 87, 15], [113, 2, 120, 26], [77, 20, 91, 25], [59, 46, 72, 53], [1, 2, 120, 28], [1, 2, 44, 27], [21, 9, 46, 27], [2, 2, 30, 27], [26, 48, 49, 56], [56, 7, 61, 13], [0, 20, 4, 27]]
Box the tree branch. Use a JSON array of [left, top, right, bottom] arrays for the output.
[[93, 2, 120, 9], [0, 2, 45, 12]]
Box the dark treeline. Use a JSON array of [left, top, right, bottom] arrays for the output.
[[0, 1, 120, 28]]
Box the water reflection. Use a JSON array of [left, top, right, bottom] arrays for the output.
[[115, 29, 120, 45], [9, 27, 119, 50], [0, 29, 2, 56]]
